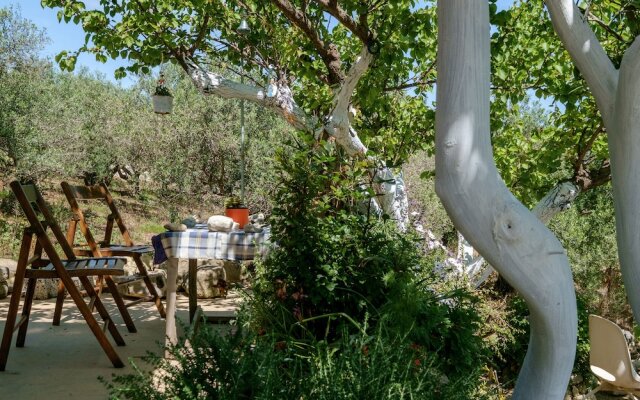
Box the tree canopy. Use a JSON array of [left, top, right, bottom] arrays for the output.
[[43, 0, 438, 166]]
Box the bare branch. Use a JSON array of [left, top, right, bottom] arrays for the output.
[[585, 11, 628, 44], [384, 79, 436, 92], [185, 59, 317, 133], [333, 46, 373, 112], [188, 14, 211, 57]]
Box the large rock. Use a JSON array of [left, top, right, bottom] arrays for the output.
[[155, 258, 248, 296], [1, 263, 60, 299], [34, 279, 59, 300], [0, 270, 8, 299], [222, 261, 249, 283], [183, 265, 227, 299], [116, 269, 167, 298], [157, 258, 228, 291], [0, 258, 16, 294]]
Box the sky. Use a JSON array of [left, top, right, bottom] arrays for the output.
[[0, 0, 137, 86], [0, 0, 515, 87]]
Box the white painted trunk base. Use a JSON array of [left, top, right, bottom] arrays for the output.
[[436, 2, 576, 398]]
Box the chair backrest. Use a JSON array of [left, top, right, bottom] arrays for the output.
[[10, 181, 77, 264], [589, 314, 640, 387], [61, 181, 134, 255]]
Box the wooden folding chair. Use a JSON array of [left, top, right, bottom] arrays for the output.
[[59, 181, 165, 328], [0, 181, 126, 371]]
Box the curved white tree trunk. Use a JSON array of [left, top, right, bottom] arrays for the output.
[[545, 0, 640, 324], [436, 2, 577, 398], [429, 180, 581, 287], [610, 39, 640, 325]]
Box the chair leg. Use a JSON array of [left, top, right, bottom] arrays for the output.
[[0, 232, 31, 371], [52, 279, 66, 326], [79, 276, 126, 346], [16, 278, 37, 347], [0, 282, 23, 371], [64, 276, 124, 368], [135, 255, 166, 318], [104, 277, 137, 333], [91, 276, 105, 312]]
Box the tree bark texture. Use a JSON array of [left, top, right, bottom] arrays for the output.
[[546, 0, 640, 326], [435, 2, 577, 398]]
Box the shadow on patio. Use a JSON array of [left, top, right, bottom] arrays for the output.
[[0, 291, 240, 399]]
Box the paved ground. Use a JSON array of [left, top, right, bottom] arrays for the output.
[[0, 291, 241, 399]]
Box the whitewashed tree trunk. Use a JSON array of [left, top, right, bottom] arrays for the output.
[[545, 0, 640, 325], [184, 52, 410, 229], [470, 181, 579, 287], [431, 180, 580, 287], [532, 181, 581, 224], [436, 2, 577, 398]]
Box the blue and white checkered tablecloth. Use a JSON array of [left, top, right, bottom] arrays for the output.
[[152, 225, 270, 264]]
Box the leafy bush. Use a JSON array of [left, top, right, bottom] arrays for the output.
[[104, 309, 488, 400], [252, 135, 426, 339], [479, 289, 594, 392], [381, 282, 486, 377]]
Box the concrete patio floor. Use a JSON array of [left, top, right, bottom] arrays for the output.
[[0, 291, 241, 399]]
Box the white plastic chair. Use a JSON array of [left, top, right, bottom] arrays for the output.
[[587, 314, 640, 399]]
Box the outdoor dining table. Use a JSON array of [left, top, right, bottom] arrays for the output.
[[152, 224, 270, 345]]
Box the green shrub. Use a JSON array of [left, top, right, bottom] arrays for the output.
[[480, 290, 594, 391], [252, 135, 425, 339], [381, 282, 487, 378], [104, 311, 488, 400]]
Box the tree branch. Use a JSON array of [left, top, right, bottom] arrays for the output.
[[321, 46, 373, 156], [585, 12, 628, 44], [184, 58, 316, 133], [312, 0, 370, 44], [333, 46, 373, 112], [188, 14, 211, 57], [575, 124, 604, 166], [383, 79, 436, 92], [544, 0, 619, 128], [268, 0, 344, 84]]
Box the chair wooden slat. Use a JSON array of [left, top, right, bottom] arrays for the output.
[[64, 184, 105, 200], [61, 181, 165, 321], [21, 184, 39, 203], [0, 181, 127, 371]]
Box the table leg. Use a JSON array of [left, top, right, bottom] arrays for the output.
[[165, 258, 179, 351], [189, 259, 197, 323]]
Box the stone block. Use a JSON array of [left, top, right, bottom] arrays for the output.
[[0, 259, 16, 294], [116, 269, 167, 298], [0, 270, 8, 300], [33, 279, 59, 300], [156, 258, 225, 291], [222, 261, 249, 283], [183, 265, 227, 299]]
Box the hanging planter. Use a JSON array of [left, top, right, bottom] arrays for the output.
[[152, 73, 173, 114]]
